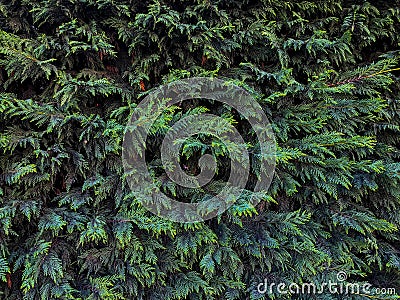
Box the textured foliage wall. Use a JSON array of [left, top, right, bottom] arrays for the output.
[[0, 0, 399, 299]]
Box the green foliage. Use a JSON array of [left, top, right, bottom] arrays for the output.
[[0, 0, 399, 299]]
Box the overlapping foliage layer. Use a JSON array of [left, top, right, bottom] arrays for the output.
[[0, 0, 399, 299]]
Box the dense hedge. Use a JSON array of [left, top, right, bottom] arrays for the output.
[[0, 0, 399, 299]]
